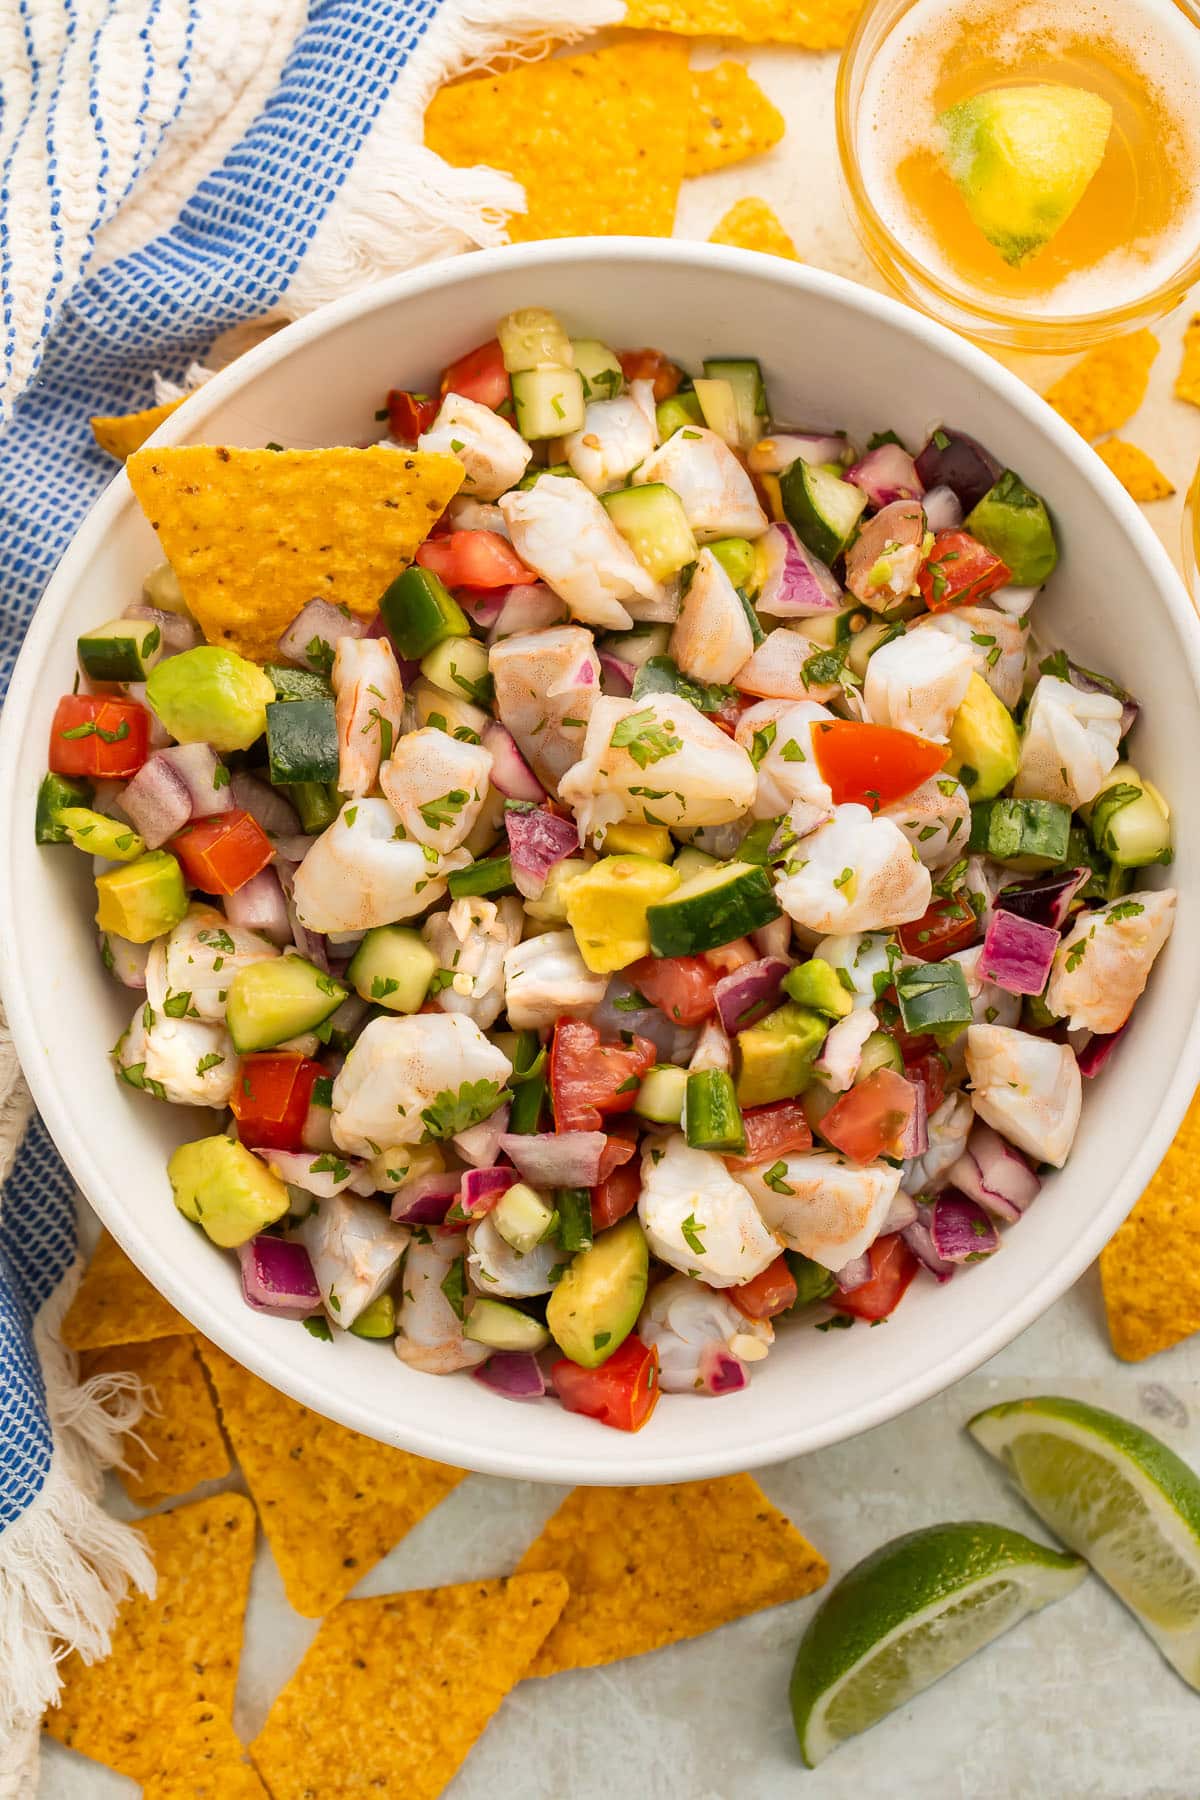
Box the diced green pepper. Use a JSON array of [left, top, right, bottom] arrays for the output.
[[35, 772, 92, 844], [895, 960, 973, 1038], [291, 781, 341, 834], [266, 697, 340, 785], [446, 854, 515, 899], [379, 565, 470, 660], [557, 1187, 594, 1254]]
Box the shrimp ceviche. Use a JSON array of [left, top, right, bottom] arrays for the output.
[[38, 307, 1176, 1433]]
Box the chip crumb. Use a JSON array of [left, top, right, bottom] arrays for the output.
[[91, 397, 184, 461], [516, 1475, 827, 1675], [1175, 313, 1200, 408], [1094, 439, 1175, 503], [143, 1702, 267, 1800], [62, 1228, 188, 1350], [686, 63, 785, 178], [81, 1335, 229, 1505], [198, 1339, 466, 1616], [44, 1493, 255, 1782], [626, 0, 861, 47], [709, 196, 800, 260], [1101, 1089, 1200, 1361], [1043, 330, 1159, 440], [250, 1574, 569, 1800]]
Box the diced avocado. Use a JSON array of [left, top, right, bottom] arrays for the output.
[[571, 338, 624, 402], [226, 955, 347, 1053], [780, 459, 867, 564], [349, 1293, 396, 1339], [77, 615, 164, 683], [939, 83, 1113, 267], [656, 391, 704, 437], [168, 1134, 289, 1248], [58, 807, 145, 861], [95, 851, 188, 943], [965, 471, 1058, 586], [420, 636, 492, 708], [379, 565, 470, 661], [347, 925, 436, 1013], [736, 1002, 828, 1108], [546, 1214, 649, 1369], [512, 366, 586, 438], [635, 1065, 688, 1126], [647, 861, 780, 958], [493, 1181, 558, 1255], [785, 1250, 838, 1309], [266, 697, 340, 785], [563, 854, 681, 974], [783, 957, 854, 1020], [603, 819, 674, 861], [946, 673, 1020, 800], [979, 796, 1072, 870], [465, 1296, 552, 1353], [709, 536, 758, 592], [523, 856, 589, 924], [145, 646, 275, 753], [602, 484, 699, 583], [264, 662, 333, 703], [36, 772, 92, 844], [1089, 770, 1172, 868]]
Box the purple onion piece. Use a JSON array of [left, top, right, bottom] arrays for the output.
[[977, 910, 1060, 997], [278, 599, 364, 669], [880, 1190, 919, 1236], [914, 426, 1002, 511], [486, 583, 566, 645], [239, 1235, 322, 1319], [499, 1131, 607, 1189], [472, 1350, 546, 1400], [930, 1192, 1000, 1262], [457, 587, 507, 629], [698, 1343, 748, 1395], [1077, 1023, 1129, 1079], [461, 1165, 517, 1217], [504, 807, 579, 899], [118, 756, 192, 848], [122, 603, 200, 657], [922, 484, 963, 532], [590, 978, 684, 1063], [277, 867, 331, 972], [994, 868, 1090, 933], [223, 866, 293, 946], [481, 721, 545, 802], [749, 430, 849, 475], [231, 772, 300, 839], [835, 1252, 873, 1293], [1062, 658, 1139, 739], [755, 523, 842, 619], [598, 651, 636, 697], [846, 442, 925, 510], [752, 915, 793, 962], [899, 1081, 928, 1159], [713, 957, 789, 1036], [946, 1123, 1040, 1223], [390, 1173, 462, 1224], [453, 1102, 511, 1169], [901, 1207, 956, 1283]]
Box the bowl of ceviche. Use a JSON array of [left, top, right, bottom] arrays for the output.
[[2, 239, 1198, 1485]]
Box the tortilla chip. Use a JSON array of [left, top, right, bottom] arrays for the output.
[[1101, 1089, 1200, 1361], [1094, 439, 1175, 503], [1044, 330, 1158, 440], [198, 1340, 466, 1616], [517, 1475, 827, 1675], [44, 1493, 255, 1782], [1175, 313, 1200, 407], [686, 64, 784, 177], [626, 0, 861, 48], [125, 444, 463, 663], [91, 398, 184, 461], [710, 196, 800, 259], [62, 1228, 188, 1351], [250, 1574, 568, 1800], [426, 37, 690, 242], [143, 1703, 268, 1800], [81, 1336, 229, 1505]]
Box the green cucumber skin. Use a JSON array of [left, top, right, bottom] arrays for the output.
[[557, 1187, 594, 1254], [447, 855, 516, 900], [36, 772, 92, 844], [292, 781, 341, 834], [684, 1069, 746, 1154], [266, 698, 340, 785], [647, 867, 780, 958]]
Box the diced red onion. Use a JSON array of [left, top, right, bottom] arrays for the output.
[[482, 722, 545, 801], [277, 599, 364, 668], [752, 915, 793, 962], [486, 583, 565, 644], [504, 807, 579, 899], [120, 743, 233, 846], [99, 929, 150, 989], [271, 833, 317, 864], [697, 1343, 749, 1395], [756, 523, 842, 618], [239, 1235, 322, 1319], [453, 1102, 511, 1169], [231, 772, 300, 840], [590, 979, 685, 1063], [930, 1192, 1000, 1262], [847, 443, 925, 510], [1077, 1023, 1129, 1079], [122, 682, 173, 748], [1062, 659, 1139, 738], [898, 1081, 928, 1159], [749, 430, 849, 475], [461, 1165, 517, 1217], [921, 484, 963, 532], [835, 1252, 873, 1293], [275, 859, 332, 971], [714, 957, 788, 1035], [472, 1350, 546, 1400], [456, 587, 508, 629], [599, 651, 636, 696], [977, 910, 1060, 996], [881, 1190, 919, 1235], [994, 867, 1090, 933], [223, 866, 293, 946], [122, 604, 200, 657], [499, 1131, 607, 1188], [946, 1123, 1040, 1224], [914, 426, 1002, 511], [390, 1173, 461, 1224], [901, 1207, 956, 1283]]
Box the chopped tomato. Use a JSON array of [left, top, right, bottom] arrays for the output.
[[832, 1234, 918, 1322], [415, 530, 534, 590], [553, 1334, 660, 1432], [230, 1054, 324, 1151], [591, 1159, 641, 1232], [709, 691, 754, 738], [917, 530, 1011, 612], [702, 937, 759, 975], [812, 719, 947, 810], [820, 1068, 918, 1164], [48, 695, 150, 780], [904, 1048, 948, 1117], [729, 1254, 798, 1321], [897, 893, 979, 960], [617, 348, 682, 403], [169, 810, 274, 895], [549, 1019, 658, 1132], [440, 338, 511, 411], [725, 1099, 812, 1170], [386, 389, 440, 443], [596, 1127, 638, 1184], [626, 955, 718, 1028]]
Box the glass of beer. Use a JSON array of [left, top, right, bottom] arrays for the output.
[[837, 0, 1200, 352]]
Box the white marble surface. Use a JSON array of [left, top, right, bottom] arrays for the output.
[[39, 38, 1200, 1800]]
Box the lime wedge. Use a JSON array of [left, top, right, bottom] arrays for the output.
[[789, 1521, 1085, 1765], [969, 1395, 1200, 1687]]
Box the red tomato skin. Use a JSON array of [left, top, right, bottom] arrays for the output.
[[415, 530, 534, 590], [553, 1335, 661, 1432], [595, 1127, 638, 1185], [812, 719, 947, 811], [626, 956, 718, 1028], [832, 1234, 918, 1321], [48, 695, 150, 779], [549, 1020, 658, 1133], [728, 1254, 798, 1321], [617, 349, 682, 402], [591, 1160, 641, 1232], [918, 530, 1011, 612], [230, 1054, 324, 1151], [386, 389, 440, 443], [897, 894, 979, 960], [440, 339, 511, 410], [820, 1068, 917, 1164], [724, 1100, 813, 1170], [169, 810, 274, 895]]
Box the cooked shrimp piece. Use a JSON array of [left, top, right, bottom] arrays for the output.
[[910, 605, 1027, 709], [563, 382, 657, 493], [331, 1012, 513, 1156], [296, 1191, 409, 1330], [152, 902, 277, 1022], [422, 896, 523, 1029], [114, 1004, 236, 1108], [467, 1213, 570, 1297], [559, 693, 757, 841], [964, 1023, 1081, 1167], [863, 628, 973, 742], [844, 501, 927, 609], [670, 549, 755, 686], [639, 1274, 773, 1393], [733, 629, 843, 704], [418, 391, 531, 499], [879, 775, 971, 869], [292, 798, 469, 933], [1046, 889, 1176, 1035], [502, 929, 608, 1030], [395, 1231, 489, 1375], [1013, 675, 1122, 809], [634, 427, 768, 541], [332, 637, 405, 799], [379, 727, 493, 853], [489, 625, 601, 789], [498, 475, 662, 632], [732, 1150, 901, 1270], [638, 1134, 780, 1288], [775, 804, 931, 934], [902, 1091, 973, 1195], [735, 699, 834, 827]]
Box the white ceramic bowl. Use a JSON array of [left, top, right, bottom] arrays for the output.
[[2, 241, 1198, 1485]]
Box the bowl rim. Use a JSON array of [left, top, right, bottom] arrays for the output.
[[4, 236, 1199, 1484]]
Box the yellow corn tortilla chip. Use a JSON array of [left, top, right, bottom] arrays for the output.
[[710, 196, 800, 259], [626, 0, 862, 49], [517, 1474, 827, 1675], [426, 37, 690, 242], [1175, 313, 1200, 407], [686, 63, 784, 177], [143, 1703, 268, 1800], [250, 1574, 568, 1800], [1101, 1089, 1200, 1361], [125, 444, 463, 663], [1094, 438, 1175, 503], [198, 1339, 466, 1616], [62, 1228, 188, 1350], [44, 1493, 255, 1782], [81, 1336, 229, 1505], [91, 397, 184, 461], [1044, 330, 1159, 440]]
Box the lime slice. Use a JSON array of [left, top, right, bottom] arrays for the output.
[[789, 1521, 1085, 1765], [969, 1395, 1200, 1687]]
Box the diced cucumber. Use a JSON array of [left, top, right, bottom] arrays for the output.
[[1090, 773, 1171, 868], [349, 1294, 396, 1339], [498, 307, 573, 373], [693, 377, 741, 449], [656, 391, 704, 438], [266, 697, 340, 785], [265, 663, 334, 703], [974, 797, 1071, 870], [895, 961, 972, 1038], [571, 338, 624, 402], [597, 623, 671, 672], [647, 860, 780, 958], [702, 358, 767, 450], [685, 1068, 746, 1154], [493, 1181, 558, 1255], [36, 772, 92, 844], [780, 459, 867, 564], [379, 566, 470, 660], [709, 536, 758, 592], [446, 854, 515, 899], [347, 926, 436, 1012], [77, 616, 163, 682], [225, 955, 346, 1053], [512, 367, 586, 439], [57, 808, 144, 861], [602, 484, 698, 583], [845, 617, 901, 681], [557, 1187, 594, 1254], [670, 845, 719, 882], [292, 781, 341, 834], [634, 1064, 688, 1125], [464, 1297, 551, 1352], [420, 636, 492, 708], [853, 1030, 904, 1083]]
